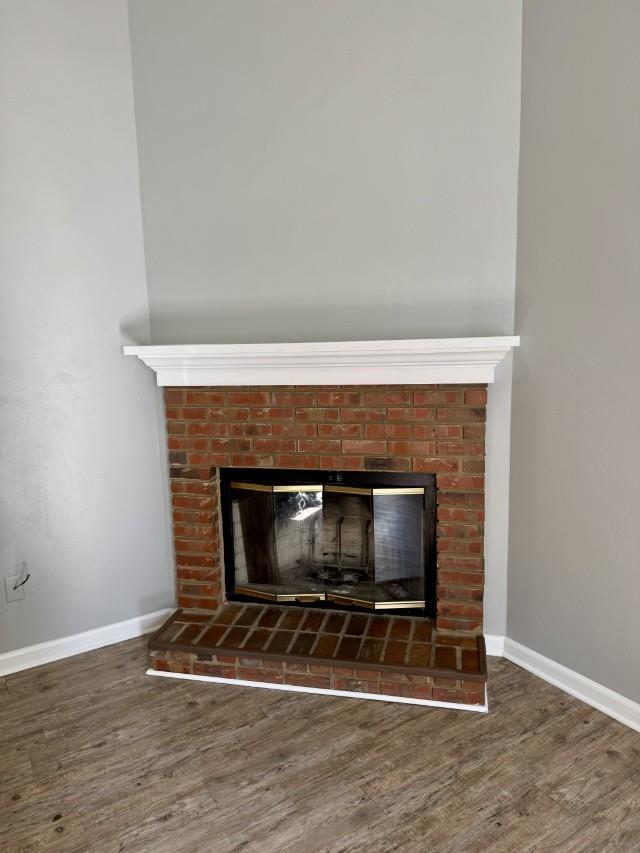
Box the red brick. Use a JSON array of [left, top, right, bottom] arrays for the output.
[[317, 391, 362, 405], [185, 453, 229, 467], [388, 440, 437, 455], [438, 506, 484, 524], [284, 674, 331, 689], [463, 424, 486, 439], [340, 407, 386, 422], [172, 495, 214, 510], [272, 391, 316, 405], [437, 601, 483, 618], [166, 407, 206, 420], [253, 438, 297, 452], [364, 390, 412, 404], [438, 571, 484, 586], [414, 389, 462, 405], [177, 581, 219, 597], [175, 554, 216, 568], [437, 539, 483, 555], [186, 422, 229, 437], [168, 437, 209, 451], [276, 454, 319, 469], [365, 423, 411, 439], [318, 423, 362, 438], [437, 585, 483, 603], [437, 523, 483, 539], [342, 439, 387, 455], [437, 492, 484, 507], [194, 662, 237, 678], [438, 475, 484, 491], [464, 388, 488, 406], [334, 678, 380, 694], [229, 422, 272, 436], [177, 596, 218, 610], [173, 524, 217, 539], [251, 407, 294, 420], [364, 456, 411, 471], [165, 389, 185, 404], [388, 407, 435, 422], [230, 453, 275, 467], [436, 407, 485, 423], [297, 439, 341, 452], [271, 422, 317, 437], [318, 455, 364, 470], [185, 390, 226, 405], [413, 458, 461, 473], [239, 668, 284, 684], [177, 567, 218, 581], [207, 407, 250, 421], [209, 438, 251, 452], [295, 407, 339, 421], [174, 538, 214, 554], [228, 391, 270, 405]]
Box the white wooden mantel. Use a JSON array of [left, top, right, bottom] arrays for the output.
[[123, 337, 519, 387]]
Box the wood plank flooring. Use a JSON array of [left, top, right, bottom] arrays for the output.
[[1, 638, 639, 852]]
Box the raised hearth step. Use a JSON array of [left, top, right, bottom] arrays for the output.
[[148, 604, 486, 704]]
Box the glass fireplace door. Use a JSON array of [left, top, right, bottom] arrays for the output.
[[229, 479, 426, 610], [231, 482, 325, 602], [322, 486, 425, 609]]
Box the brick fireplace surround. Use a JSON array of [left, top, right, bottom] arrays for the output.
[[149, 383, 488, 706]]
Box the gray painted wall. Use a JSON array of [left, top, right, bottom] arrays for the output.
[[0, 0, 174, 653], [508, 1, 640, 701], [128, 0, 522, 638], [128, 0, 522, 345]]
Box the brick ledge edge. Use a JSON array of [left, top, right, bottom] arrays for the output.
[[146, 667, 489, 712]]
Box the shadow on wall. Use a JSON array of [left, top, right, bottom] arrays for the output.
[[120, 295, 512, 345]]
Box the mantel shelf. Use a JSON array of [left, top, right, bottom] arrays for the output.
[[123, 336, 519, 386]]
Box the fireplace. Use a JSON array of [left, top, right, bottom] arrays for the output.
[[125, 336, 520, 708], [221, 468, 437, 615]]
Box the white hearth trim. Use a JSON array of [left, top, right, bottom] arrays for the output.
[[146, 668, 489, 712], [0, 609, 173, 677], [123, 337, 519, 386]]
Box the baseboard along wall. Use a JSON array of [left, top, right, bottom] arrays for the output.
[[1, 614, 639, 734], [0, 609, 172, 678]]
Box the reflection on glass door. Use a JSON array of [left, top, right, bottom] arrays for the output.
[[230, 480, 426, 609]]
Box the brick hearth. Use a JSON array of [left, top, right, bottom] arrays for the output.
[[149, 604, 486, 704]]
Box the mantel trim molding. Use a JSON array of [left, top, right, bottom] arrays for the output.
[[123, 336, 519, 386]]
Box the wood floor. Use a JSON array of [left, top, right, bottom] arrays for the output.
[[1, 638, 639, 852]]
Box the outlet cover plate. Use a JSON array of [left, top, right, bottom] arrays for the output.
[[5, 576, 25, 602]]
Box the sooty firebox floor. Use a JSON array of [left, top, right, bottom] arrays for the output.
[[149, 603, 486, 683]]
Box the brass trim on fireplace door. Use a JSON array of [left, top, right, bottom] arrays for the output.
[[372, 487, 425, 495], [234, 586, 327, 603], [231, 482, 323, 494], [234, 585, 278, 600], [272, 484, 323, 493], [325, 593, 426, 610], [324, 485, 372, 496], [324, 485, 425, 496], [230, 482, 273, 493]]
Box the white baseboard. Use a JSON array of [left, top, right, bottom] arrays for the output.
[[484, 634, 505, 656], [0, 608, 173, 677], [147, 668, 488, 713], [502, 637, 640, 735]]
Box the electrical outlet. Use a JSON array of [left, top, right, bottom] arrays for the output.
[[4, 576, 25, 602]]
